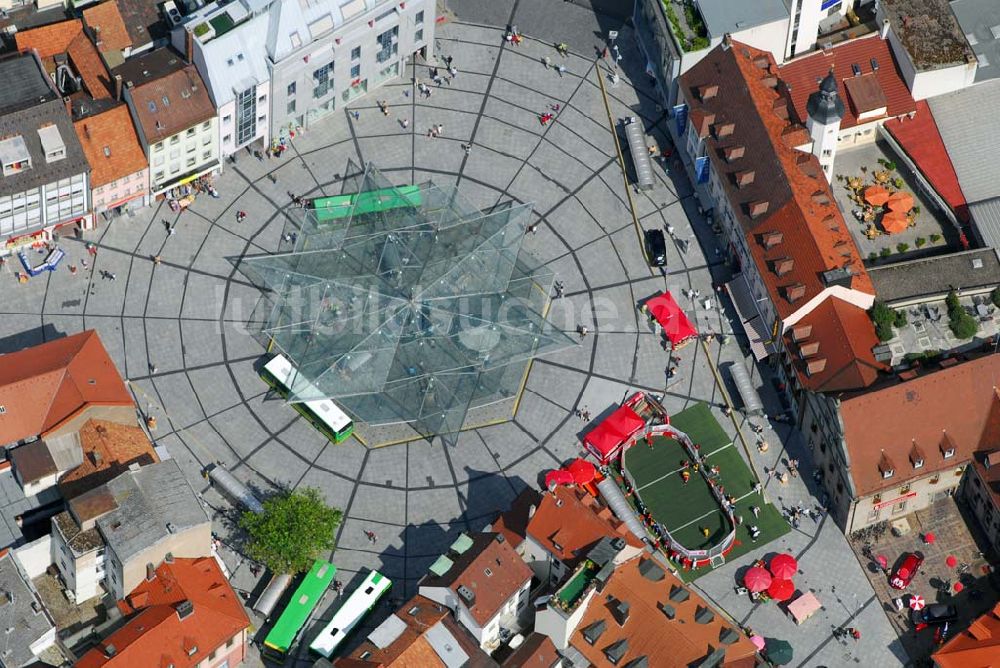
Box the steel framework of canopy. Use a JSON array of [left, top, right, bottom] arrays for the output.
[[238, 163, 576, 444]]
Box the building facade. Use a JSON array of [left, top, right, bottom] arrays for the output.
[[115, 48, 220, 199], [176, 5, 272, 158], [74, 104, 150, 221], [266, 0, 434, 145], [0, 57, 91, 251]]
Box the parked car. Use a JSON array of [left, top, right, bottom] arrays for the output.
[[911, 603, 958, 626], [890, 552, 924, 589], [644, 229, 667, 267]]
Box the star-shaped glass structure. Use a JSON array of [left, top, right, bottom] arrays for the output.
[[238, 163, 575, 444]]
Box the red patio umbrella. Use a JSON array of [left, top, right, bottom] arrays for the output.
[[946, 555, 958, 568], [876, 555, 889, 570], [881, 210, 909, 234], [909, 594, 926, 610], [954, 582, 964, 593], [865, 185, 890, 206], [769, 554, 798, 580], [887, 191, 914, 212], [923, 532, 936, 545], [767, 578, 795, 601], [744, 566, 772, 593], [567, 458, 597, 485]]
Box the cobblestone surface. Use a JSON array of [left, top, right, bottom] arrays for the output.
[[0, 3, 906, 665]]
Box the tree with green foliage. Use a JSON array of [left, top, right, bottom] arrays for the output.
[[944, 289, 978, 340], [240, 487, 342, 574], [869, 301, 902, 342]]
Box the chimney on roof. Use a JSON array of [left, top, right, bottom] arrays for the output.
[[785, 283, 807, 303], [63, 96, 73, 119], [735, 170, 755, 188], [773, 257, 794, 277], [185, 28, 194, 64], [791, 324, 812, 341], [722, 33, 732, 50], [528, 504, 537, 518], [880, 19, 890, 40], [103, 644, 117, 658], [698, 84, 719, 101], [799, 340, 820, 357], [165, 552, 174, 564], [90, 450, 101, 466], [457, 585, 476, 606], [114, 74, 123, 101], [748, 201, 769, 218], [145, 563, 156, 582], [724, 145, 745, 162], [762, 231, 783, 248], [806, 357, 827, 375], [93, 25, 102, 47]]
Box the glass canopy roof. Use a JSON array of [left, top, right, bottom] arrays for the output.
[[239, 163, 575, 444]]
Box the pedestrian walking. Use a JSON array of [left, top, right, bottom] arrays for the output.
[[550, 103, 561, 112], [168, 226, 176, 236], [109, 272, 117, 281], [557, 42, 569, 56], [577, 324, 588, 338], [447, 66, 457, 77], [352, 110, 360, 121], [81, 258, 88, 268], [267, 173, 277, 183], [152, 255, 161, 265], [540, 113, 553, 125], [542, 55, 551, 69], [462, 143, 472, 155], [428, 126, 438, 138], [444, 55, 453, 67], [400, 118, 409, 129], [582, 409, 591, 421], [526, 223, 538, 234], [556, 65, 566, 77], [436, 124, 444, 136]]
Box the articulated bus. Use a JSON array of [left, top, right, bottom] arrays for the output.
[[261, 354, 354, 443], [309, 570, 392, 658], [261, 560, 336, 663], [309, 185, 422, 223]]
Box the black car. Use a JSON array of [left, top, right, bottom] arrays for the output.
[[644, 229, 667, 267], [911, 603, 958, 626]]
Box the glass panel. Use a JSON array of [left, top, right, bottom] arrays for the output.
[[238, 163, 575, 444]]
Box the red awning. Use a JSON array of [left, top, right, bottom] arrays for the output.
[[583, 404, 646, 461], [645, 292, 697, 347]]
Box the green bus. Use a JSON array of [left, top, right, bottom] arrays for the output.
[[309, 185, 422, 223], [261, 559, 336, 663], [261, 354, 354, 444]]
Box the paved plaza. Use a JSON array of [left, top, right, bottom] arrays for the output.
[[0, 3, 908, 666]]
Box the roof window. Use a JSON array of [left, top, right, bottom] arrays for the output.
[[0, 135, 31, 176]]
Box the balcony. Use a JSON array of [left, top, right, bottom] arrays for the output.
[[661, 0, 709, 53], [549, 560, 598, 617]]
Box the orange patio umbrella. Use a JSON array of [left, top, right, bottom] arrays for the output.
[[864, 185, 890, 206], [887, 191, 914, 212], [882, 210, 908, 234]]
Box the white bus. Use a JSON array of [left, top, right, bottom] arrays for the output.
[[309, 570, 392, 658], [261, 354, 354, 443]]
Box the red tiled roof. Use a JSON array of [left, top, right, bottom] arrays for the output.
[[681, 41, 875, 321], [783, 297, 886, 393], [502, 633, 559, 667], [779, 34, 916, 130], [883, 100, 969, 222], [76, 557, 249, 668], [839, 354, 1000, 497], [15, 19, 111, 99], [0, 331, 133, 444], [58, 419, 158, 500], [934, 600, 1000, 667], [15, 19, 83, 58], [74, 104, 147, 188], [492, 487, 541, 547], [83, 1, 133, 52], [419, 533, 532, 627], [525, 486, 643, 570], [569, 557, 757, 668]]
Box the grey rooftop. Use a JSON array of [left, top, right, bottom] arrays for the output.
[[97, 459, 210, 563], [697, 0, 789, 38], [928, 80, 1000, 205], [0, 551, 54, 668], [868, 248, 1000, 305]]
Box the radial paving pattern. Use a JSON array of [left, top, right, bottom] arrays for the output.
[[0, 10, 902, 667]]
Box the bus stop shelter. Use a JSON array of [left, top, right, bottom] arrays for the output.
[[726, 361, 764, 416], [622, 117, 655, 191]]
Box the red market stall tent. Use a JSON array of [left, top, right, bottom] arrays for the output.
[[643, 291, 697, 349], [582, 402, 646, 462]]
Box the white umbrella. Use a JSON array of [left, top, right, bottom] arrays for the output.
[[909, 594, 926, 611]]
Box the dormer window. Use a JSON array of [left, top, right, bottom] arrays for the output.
[[0, 135, 31, 176], [913, 458, 924, 469], [882, 468, 894, 479], [943, 448, 955, 459]]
